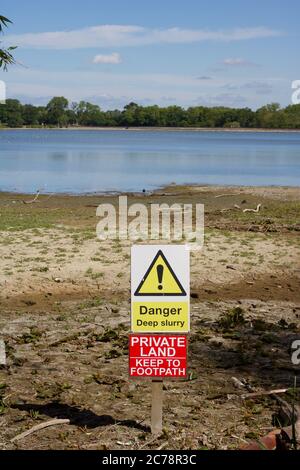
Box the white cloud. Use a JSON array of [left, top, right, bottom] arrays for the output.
[[5, 67, 289, 110], [223, 58, 258, 67], [242, 81, 273, 95], [196, 93, 249, 107], [5, 25, 283, 49], [197, 76, 213, 80], [93, 52, 121, 64]]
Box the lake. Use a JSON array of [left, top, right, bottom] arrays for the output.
[[0, 129, 299, 193]]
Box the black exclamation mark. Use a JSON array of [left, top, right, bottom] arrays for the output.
[[157, 264, 164, 291]]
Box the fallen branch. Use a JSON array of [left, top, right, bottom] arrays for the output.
[[221, 202, 262, 214], [226, 265, 236, 270], [157, 441, 168, 450], [241, 388, 289, 399], [220, 206, 240, 212], [22, 190, 40, 205], [273, 394, 300, 447], [215, 193, 242, 198], [11, 418, 70, 443], [241, 387, 300, 450], [243, 203, 261, 213], [232, 377, 254, 392], [44, 193, 55, 201]]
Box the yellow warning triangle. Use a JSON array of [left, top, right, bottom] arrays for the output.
[[134, 250, 186, 296]]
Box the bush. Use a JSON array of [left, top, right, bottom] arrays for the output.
[[218, 307, 245, 329]]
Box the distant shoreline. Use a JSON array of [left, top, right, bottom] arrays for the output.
[[1, 184, 300, 197], [1, 126, 300, 133]]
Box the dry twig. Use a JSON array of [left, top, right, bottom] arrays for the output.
[[243, 203, 261, 213], [215, 193, 242, 198], [241, 388, 289, 399], [11, 419, 70, 443], [22, 190, 40, 204]]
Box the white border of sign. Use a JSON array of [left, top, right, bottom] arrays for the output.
[[131, 244, 190, 333]]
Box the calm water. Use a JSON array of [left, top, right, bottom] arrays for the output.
[[0, 129, 299, 193]]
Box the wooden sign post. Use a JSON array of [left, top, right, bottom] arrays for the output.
[[151, 379, 163, 434], [130, 245, 190, 434], [0, 339, 6, 366], [129, 334, 187, 434]]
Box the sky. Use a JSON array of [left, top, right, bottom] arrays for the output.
[[0, 0, 299, 110]]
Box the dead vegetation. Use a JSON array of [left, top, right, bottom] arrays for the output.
[[0, 296, 299, 450], [0, 185, 299, 450]]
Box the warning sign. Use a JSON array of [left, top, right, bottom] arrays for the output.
[[134, 250, 186, 296], [131, 245, 190, 333], [129, 334, 187, 378]]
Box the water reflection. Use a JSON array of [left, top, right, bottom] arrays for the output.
[[0, 129, 299, 193]]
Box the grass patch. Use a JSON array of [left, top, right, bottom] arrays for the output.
[[218, 307, 245, 330], [85, 267, 104, 280]]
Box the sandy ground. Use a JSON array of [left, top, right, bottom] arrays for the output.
[[0, 185, 299, 450]]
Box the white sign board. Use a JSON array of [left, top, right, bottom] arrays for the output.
[[131, 245, 190, 333]]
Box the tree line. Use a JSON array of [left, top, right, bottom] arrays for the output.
[[1, 97, 300, 129]]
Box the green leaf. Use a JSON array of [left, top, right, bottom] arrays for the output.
[[0, 15, 12, 32]]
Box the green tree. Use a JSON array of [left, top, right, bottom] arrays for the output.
[[22, 104, 40, 125], [0, 15, 16, 70], [45, 96, 69, 126], [163, 106, 187, 127], [1, 96, 300, 129], [256, 103, 281, 128], [65, 108, 77, 126], [105, 109, 122, 126], [282, 104, 300, 129], [121, 102, 140, 126], [223, 120, 241, 128], [74, 101, 106, 126], [140, 106, 162, 126], [4, 99, 23, 127]]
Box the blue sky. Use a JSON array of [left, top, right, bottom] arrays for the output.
[[0, 0, 299, 109]]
